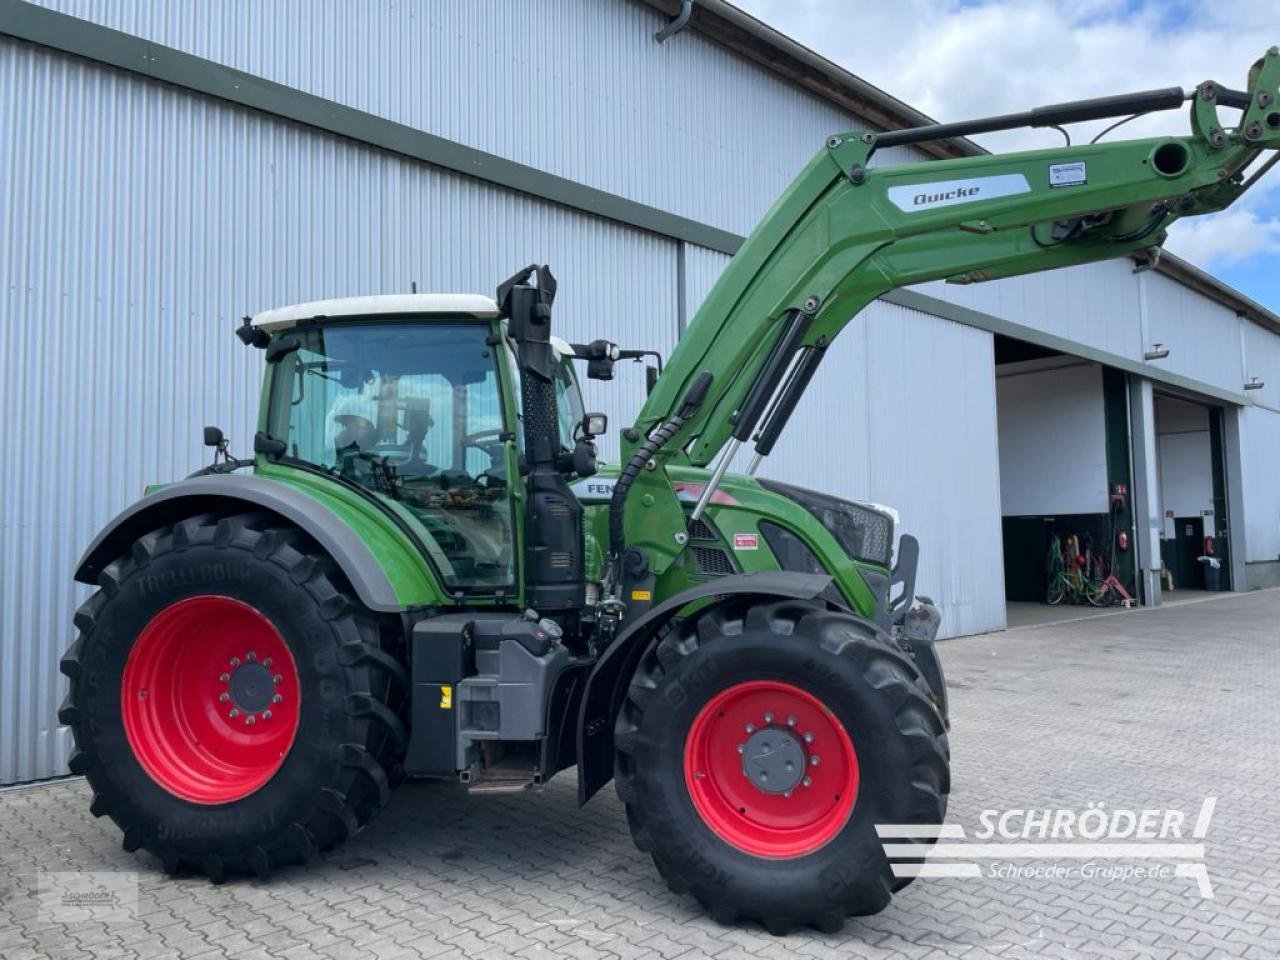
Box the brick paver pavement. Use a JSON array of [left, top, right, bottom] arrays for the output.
[[2, 589, 1277, 959]]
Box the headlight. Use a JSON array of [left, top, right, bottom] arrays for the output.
[[757, 478, 894, 567]]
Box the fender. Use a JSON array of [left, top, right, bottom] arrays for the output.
[[576, 570, 832, 804], [75, 473, 404, 612]]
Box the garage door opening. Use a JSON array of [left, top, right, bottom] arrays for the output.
[[993, 336, 1137, 624], [1154, 393, 1232, 595]]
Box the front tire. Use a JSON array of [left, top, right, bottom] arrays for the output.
[[614, 598, 949, 934], [59, 513, 407, 880]]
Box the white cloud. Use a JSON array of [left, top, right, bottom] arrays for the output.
[[733, 0, 1280, 270], [1168, 206, 1280, 267]]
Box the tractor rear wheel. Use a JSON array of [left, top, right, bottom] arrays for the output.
[[59, 513, 407, 880], [613, 598, 949, 934]]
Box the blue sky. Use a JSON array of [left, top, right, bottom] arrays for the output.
[[735, 0, 1280, 312]]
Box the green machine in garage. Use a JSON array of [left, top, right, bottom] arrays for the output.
[[63, 53, 1280, 932]]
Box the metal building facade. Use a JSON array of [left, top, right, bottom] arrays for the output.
[[3, 0, 1280, 783]]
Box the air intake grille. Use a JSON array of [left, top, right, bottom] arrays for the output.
[[691, 546, 735, 576], [688, 517, 718, 541]]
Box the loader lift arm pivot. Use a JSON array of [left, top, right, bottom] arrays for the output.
[[614, 49, 1280, 577]]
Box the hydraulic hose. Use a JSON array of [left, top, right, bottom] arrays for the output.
[[607, 372, 714, 562]]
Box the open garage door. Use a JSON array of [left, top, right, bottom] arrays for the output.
[[1154, 394, 1233, 593], [994, 336, 1137, 616]]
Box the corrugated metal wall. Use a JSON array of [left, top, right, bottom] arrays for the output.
[[26, 0, 930, 239], [918, 262, 1145, 365], [1237, 320, 1280, 569], [0, 36, 678, 783]]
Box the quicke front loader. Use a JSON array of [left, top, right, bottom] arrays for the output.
[[63, 53, 1280, 932]]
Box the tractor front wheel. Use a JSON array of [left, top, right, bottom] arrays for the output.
[[614, 598, 949, 934], [59, 513, 407, 880]]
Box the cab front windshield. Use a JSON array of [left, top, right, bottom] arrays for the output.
[[267, 321, 514, 590]]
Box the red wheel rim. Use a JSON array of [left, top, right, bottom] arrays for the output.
[[120, 596, 301, 804], [684, 680, 858, 858]]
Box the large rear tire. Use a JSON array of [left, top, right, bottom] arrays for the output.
[[59, 513, 408, 880], [614, 598, 949, 934]]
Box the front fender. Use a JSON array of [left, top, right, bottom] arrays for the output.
[[76, 473, 439, 612], [576, 570, 833, 804]]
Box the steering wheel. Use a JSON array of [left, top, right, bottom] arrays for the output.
[[460, 429, 509, 478], [462, 428, 508, 452]]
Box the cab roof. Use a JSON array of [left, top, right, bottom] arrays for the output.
[[250, 294, 500, 332]]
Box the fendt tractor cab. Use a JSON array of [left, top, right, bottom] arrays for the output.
[[63, 52, 1280, 932]]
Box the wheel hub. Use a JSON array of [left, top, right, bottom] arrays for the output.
[[741, 726, 806, 794], [228, 661, 277, 715]]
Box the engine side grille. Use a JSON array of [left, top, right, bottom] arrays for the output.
[[690, 546, 735, 576], [687, 517, 718, 541]]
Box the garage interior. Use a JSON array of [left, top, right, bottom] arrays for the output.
[[1154, 394, 1231, 594], [994, 334, 1235, 616]]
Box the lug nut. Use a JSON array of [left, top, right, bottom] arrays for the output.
[[783, 790, 792, 798], [263, 658, 272, 668], [263, 710, 272, 720], [272, 693, 283, 704], [802, 776, 812, 787], [230, 657, 240, 667], [219, 672, 230, 682], [229, 709, 240, 718], [786, 715, 797, 727], [763, 712, 774, 724], [247, 651, 256, 662], [810, 755, 821, 766], [272, 675, 283, 684], [218, 692, 230, 702], [737, 743, 745, 754], [245, 715, 256, 726], [803, 732, 815, 743], [745, 723, 756, 734]]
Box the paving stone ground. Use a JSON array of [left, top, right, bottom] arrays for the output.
[[2, 590, 1278, 959]]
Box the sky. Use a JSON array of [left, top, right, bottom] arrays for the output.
[[734, 0, 1280, 312]]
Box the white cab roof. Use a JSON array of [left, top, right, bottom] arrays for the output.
[[251, 294, 500, 332]]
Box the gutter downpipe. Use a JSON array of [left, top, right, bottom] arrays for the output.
[[655, 0, 694, 43]]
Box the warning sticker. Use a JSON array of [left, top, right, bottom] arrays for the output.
[[439, 685, 453, 709], [1049, 161, 1087, 188], [733, 533, 759, 551], [631, 589, 652, 601]]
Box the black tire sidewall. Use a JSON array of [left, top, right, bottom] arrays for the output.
[[79, 540, 355, 852], [629, 623, 930, 917]]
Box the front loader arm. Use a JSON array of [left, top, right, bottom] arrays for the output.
[[612, 50, 1280, 576]]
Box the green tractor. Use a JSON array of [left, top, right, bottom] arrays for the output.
[[62, 54, 1279, 932]]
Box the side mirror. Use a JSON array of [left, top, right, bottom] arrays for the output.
[[203, 426, 225, 448], [581, 412, 608, 438], [645, 364, 659, 395]]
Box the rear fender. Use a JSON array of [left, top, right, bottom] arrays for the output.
[[75, 474, 429, 612], [576, 571, 833, 804]]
